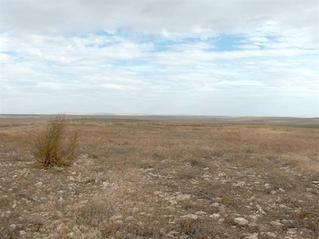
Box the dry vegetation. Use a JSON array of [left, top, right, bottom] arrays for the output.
[[32, 117, 78, 168], [0, 116, 318, 239]]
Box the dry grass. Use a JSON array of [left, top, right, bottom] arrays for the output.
[[32, 117, 79, 168], [0, 116, 318, 238]]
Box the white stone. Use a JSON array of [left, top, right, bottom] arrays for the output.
[[35, 182, 43, 187], [270, 220, 283, 228], [181, 214, 198, 220], [110, 215, 123, 221], [244, 233, 258, 239], [278, 188, 285, 193], [234, 217, 249, 226], [9, 224, 16, 231], [256, 204, 266, 215], [176, 194, 191, 201], [58, 197, 64, 203], [195, 210, 206, 216], [209, 213, 220, 220], [264, 232, 276, 238], [234, 181, 245, 187], [211, 202, 220, 208], [249, 215, 258, 221]]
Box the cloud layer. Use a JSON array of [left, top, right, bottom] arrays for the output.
[[0, 0, 318, 116]]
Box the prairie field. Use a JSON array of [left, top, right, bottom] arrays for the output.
[[0, 116, 319, 239]]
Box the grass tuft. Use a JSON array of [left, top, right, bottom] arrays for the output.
[[32, 117, 79, 168]]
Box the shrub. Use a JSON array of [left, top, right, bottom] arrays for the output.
[[32, 117, 79, 168]]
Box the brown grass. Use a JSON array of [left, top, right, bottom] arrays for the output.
[[32, 117, 79, 168], [0, 116, 318, 238]]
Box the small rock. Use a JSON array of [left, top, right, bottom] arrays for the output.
[[270, 220, 283, 228], [278, 188, 285, 193], [102, 181, 109, 187], [234, 217, 249, 226], [176, 194, 191, 201], [312, 181, 319, 185], [248, 222, 258, 229], [256, 204, 266, 215], [264, 232, 276, 238], [244, 233, 258, 239], [211, 202, 220, 208], [114, 220, 123, 225], [249, 215, 258, 222], [279, 204, 288, 209], [181, 214, 198, 220], [35, 182, 43, 187], [281, 219, 294, 226], [110, 215, 123, 221], [167, 230, 179, 238], [287, 228, 297, 235], [209, 213, 220, 220], [195, 211, 206, 216], [306, 188, 312, 192], [132, 207, 139, 213], [234, 181, 245, 187], [9, 224, 16, 231]]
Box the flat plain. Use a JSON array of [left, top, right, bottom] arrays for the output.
[[0, 116, 319, 239]]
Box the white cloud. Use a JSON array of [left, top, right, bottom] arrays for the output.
[[0, 0, 317, 34], [0, 0, 318, 116]]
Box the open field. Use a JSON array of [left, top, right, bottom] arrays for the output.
[[0, 116, 319, 239]]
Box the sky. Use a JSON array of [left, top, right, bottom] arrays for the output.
[[0, 0, 318, 116]]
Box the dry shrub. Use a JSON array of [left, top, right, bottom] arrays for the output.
[[32, 117, 79, 168]]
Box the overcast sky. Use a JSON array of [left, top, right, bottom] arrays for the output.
[[0, 0, 318, 116]]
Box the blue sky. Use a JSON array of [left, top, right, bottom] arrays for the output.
[[0, 0, 318, 116]]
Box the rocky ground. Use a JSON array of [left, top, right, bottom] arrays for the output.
[[0, 117, 318, 238]]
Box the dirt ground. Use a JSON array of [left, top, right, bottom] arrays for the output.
[[0, 116, 318, 239]]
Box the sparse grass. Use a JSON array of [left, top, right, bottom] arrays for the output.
[[75, 195, 114, 227], [0, 116, 319, 238], [32, 117, 79, 168]]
